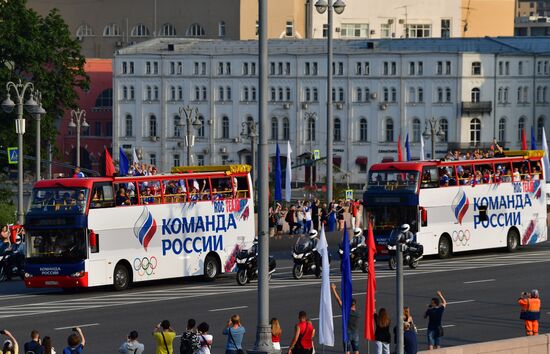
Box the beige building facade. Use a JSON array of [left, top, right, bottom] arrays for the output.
[[461, 0, 515, 37]]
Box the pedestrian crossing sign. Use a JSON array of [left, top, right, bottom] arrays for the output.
[[313, 149, 320, 160], [345, 189, 353, 200], [7, 147, 18, 164]]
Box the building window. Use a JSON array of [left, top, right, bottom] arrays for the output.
[[153, 86, 159, 100], [271, 87, 276, 101], [312, 88, 318, 101], [412, 118, 421, 142], [174, 115, 181, 137], [201, 86, 207, 101], [445, 87, 452, 102], [441, 19, 451, 38], [385, 118, 394, 142], [95, 89, 113, 108], [407, 24, 431, 38], [286, 87, 291, 101], [103, 23, 121, 37], [518, 116, 526, 142], [271, 117, 279, 140], [227, 86, 232, 101], [519, 61, 524, 75], [283, 118, 290, 140], [197, 155, 204, 166], [149, 115, 157, 137], [340, 23, 369, 38], [356, 88, 362, 102], [187, 23, 205, 37], [173, 154, 180, 167], [334, 118, 342, 141], [470, 118, 481, 146], [436, 87, 443, 102], [149, 153, 157, 166], [197, 116, 205, 138], [383, 87, 389, 102], [76, 23, 94, 37], [471, 87, 480, 103], [243, 87, 250, 101], [498, 117, 506, 143], [161, 23, 176, 36], [471, 61, 481, 75], [307, 117, 316, 141], [537, 116, 545, 142], [322, 24, 328, 38], [131, 23, 150, 37], [285, 21, 294, 37], [125, 114, 133, 137], [252, 87, 257, 101], [219, 21, 226, 37], [218, 87, 224, 101], [222, 116, 230, 139], [359, 118, 368, 142], [445, 61, 451, 75], [381, 23, 392, 38], [146, 86, 152, 101], [391, 88, 397, 102], [439, 118, 448, 142], [408, 87, 416, 103]]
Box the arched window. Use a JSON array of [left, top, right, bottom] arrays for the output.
[[95, 89, 112, 107], [334, 118, 341, 141], [408, 87, 416, 102], [170, 86, 176, 101], [383, 87, 389, 102], [471, 87, 480, 103], [131, 24, 150, 37], [174, 115, 181, 137], [103, 23, 121, 37], [436, 87, 443, 102], [201, 86, 207, 101], [161, 23, 176, 36], [359, 118, 368, 142], [226, 86, 232, 101], [251, 87, 257, 101], [356, 88, 363, 102], [498, 117, 506, 143], [271, 117, 279, 140], [76, 23, 93, 37], [218, 86, 224, 101], [385, 118, 394, 142], [283, 118, 290, 140], [222, 116, 230, 139], [125, 114, 133, 137], [149, 115, 157, 137], [305, 88, 311, 102], [439, 118, 449, 142], [418, 87, 424, 102], [307, 117, 316, 141], [537, 116, 545, 142], [445, 87, 452, 102], [412, 118, 421, 142], [197, 116, 205, 138], [470, 118, 481, 145], [313, 88, 318, 101], [518, 116, 526, 142], [194, 86, 200, 101], [219, 21, 226, 37], [178, 86, 183, 101], [187, 23, 205, 37], [243, 87, 250, 101]]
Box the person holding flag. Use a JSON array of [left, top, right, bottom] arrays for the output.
[[331, 283, 360, 354]]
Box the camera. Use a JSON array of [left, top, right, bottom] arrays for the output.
[[72, 327, 78, 331], [0, 330, 5, 335]]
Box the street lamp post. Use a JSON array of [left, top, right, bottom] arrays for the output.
[[69, 108, 89, 168], [2, 79, 38, 224], [304, 111, 317, 187], [241, 121, 258, 187], [33, 91, 47, 181], [422, 117, 444, 159], [315, 0, 346, 204], [178, 105, 202, 165]]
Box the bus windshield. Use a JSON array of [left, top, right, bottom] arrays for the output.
[[368, 205, 418, 233], [367, 171, 419, 192], [26, 229, 87, 262], [28, 188, 89, 215]]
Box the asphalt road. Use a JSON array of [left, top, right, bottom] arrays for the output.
[[0, 242, 549, 353]]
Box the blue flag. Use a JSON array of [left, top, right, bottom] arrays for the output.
[[341, 223, 353, 342], [531, 126, 537, 150], [405, 133, 411, 161], [119, 147, 130, 176], [275, 143, 282, 201]]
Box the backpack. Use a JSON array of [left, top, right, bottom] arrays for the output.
[[180, 331, 201, 354]]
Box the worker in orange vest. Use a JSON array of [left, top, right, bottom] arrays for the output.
[[518, 289, 541, 336]]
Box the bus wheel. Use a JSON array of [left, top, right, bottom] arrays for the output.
[[438, 235, 452, 259], [113, 264, 131, 291], [203, 255, 219, 281], [506, 229, 520, 252]]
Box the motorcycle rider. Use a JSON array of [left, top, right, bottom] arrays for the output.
[[398, 224, 423, 261], [307, 229, 321, 277], [351, 228, 366, 248]]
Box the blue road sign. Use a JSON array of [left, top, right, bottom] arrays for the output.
[[7, 147, 18, 164]]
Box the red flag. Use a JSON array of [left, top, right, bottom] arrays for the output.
[[521, 129, 528, 150], [397, 134, 403, 162], [105, 148, 116, 177], [364, 219, 377, 341]]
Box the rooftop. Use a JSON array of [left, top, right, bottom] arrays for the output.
[[116, 37, 550, 57]]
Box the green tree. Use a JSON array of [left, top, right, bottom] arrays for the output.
[[0, 0, 88, 171]]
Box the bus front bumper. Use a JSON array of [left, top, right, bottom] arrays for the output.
[[24, 273, 89, 288]]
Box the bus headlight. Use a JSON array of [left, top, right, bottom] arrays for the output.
[[70, 271, 85, 278], [24, 273, 33, 278]]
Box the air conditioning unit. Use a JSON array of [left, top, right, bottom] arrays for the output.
[[336, 103, 343, 110], [115, 41, 123, 48], [301, 102, 308, 110], [370, 92, 378, 100], [388, 19, 394, 25], [370, 30, 376, 35], [335, 27, 341, 32], [283, 103, 290, 109], [398, 19, 405, 24], [150, 136, 159, 142], [379, 103, 388, 111], [220, 147, 227, 153]]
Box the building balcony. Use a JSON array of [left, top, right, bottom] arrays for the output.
[[461, 101, 492, 115]]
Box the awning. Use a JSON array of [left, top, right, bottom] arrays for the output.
[[333, 156, 342, 167], [355, 157, 368, 165]]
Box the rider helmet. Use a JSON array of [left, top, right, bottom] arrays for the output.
[[353, 228, 362, 237], [14, 234, 22, 245], [531, 289, 540, 298], [399, 224, 410, 233], [308, 230, 318, 239]]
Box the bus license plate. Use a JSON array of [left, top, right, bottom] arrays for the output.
[[45, 281, 59, 286]]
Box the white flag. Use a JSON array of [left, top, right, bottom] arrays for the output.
[[420, 135, 425, 161], [285, 141, 292, 202], [543, 128, 550, 182], [132, 148, 139, 164], [318, 226, 334, 346]]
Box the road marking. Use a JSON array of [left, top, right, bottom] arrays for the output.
[[447, 300, 475, 305], [417, 324, 455, 332], [464, 279, 495, 284], [209, 305, 248, 312], [310, 315, 342, 321], [54, 323, 100, 330], [353, 292, 366, 296]]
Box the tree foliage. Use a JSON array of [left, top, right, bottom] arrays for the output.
[[0, 0, 88, 171]]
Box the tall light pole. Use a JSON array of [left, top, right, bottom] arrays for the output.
[[178, 105, 202, 165], [241, 121, 258, 187], [304, 111, 317, 187], [2, 79, 38, 224], [69, 108, 89, 168], [315, 0, 346, 204], [422, 117, 444, 159], [33, 91, 47, 181]]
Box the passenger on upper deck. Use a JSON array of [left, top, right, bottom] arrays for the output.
[[116, 187, 131, 206]]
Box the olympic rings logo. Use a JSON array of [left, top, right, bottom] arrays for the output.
[[133, 256, 158, 276], [452, 230, 471, 246]]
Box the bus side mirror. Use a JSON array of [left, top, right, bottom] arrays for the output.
[[89, 231, 99, 253]]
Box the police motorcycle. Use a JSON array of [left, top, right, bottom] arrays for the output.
[[387, 224, 424, 270], [236, 239, 277, 286], [292, 230, 327, 279], [338, 228, 369, 273], [0, 234, 25, 281]]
